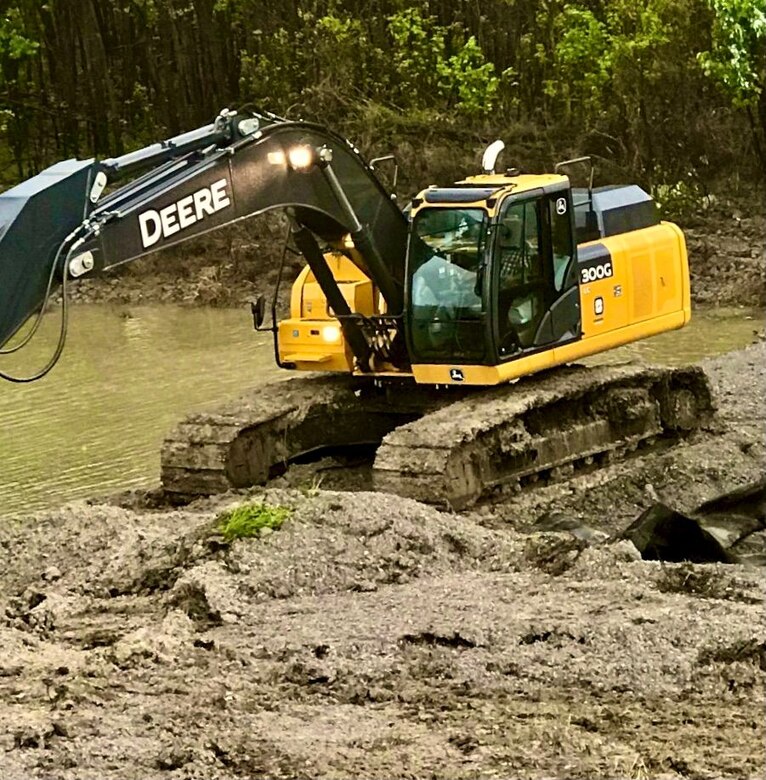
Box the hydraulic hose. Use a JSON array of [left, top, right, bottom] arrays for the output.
[[0, 241, 72, 383]]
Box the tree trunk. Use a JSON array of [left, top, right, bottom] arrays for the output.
[[746, 103, 766, 190]]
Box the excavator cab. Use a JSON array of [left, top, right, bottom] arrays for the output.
[[403, 160, 690, 386], [406, 176, 582, 372]]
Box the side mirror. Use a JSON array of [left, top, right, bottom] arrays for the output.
[[369, 154, 399, 199], [250, 295, 266, 329]]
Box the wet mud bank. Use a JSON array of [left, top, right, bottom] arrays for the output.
[[0, 343, 764, 779], [685, 206, 765, 308]]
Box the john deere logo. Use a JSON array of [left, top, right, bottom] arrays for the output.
[[449, 368, 464, 382], [138, 178, 231, 249]]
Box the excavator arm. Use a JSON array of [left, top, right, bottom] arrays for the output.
[[0, 108, 408, 370]]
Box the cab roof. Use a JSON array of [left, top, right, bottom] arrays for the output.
[[412, 172, 569, 213]]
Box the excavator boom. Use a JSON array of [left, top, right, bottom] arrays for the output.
[[0, 109, 407, 353]]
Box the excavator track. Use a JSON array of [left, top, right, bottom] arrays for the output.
[[373, 364, 714, 508], [161, 364, 714, 508], [160, 375, 434, 498]]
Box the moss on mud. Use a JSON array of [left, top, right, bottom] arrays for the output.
[[216, 502, 291, 542]]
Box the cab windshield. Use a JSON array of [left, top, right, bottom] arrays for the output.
[[408, 207, 488, 362]]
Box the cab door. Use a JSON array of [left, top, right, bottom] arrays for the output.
[[491, 191, 581, 359]]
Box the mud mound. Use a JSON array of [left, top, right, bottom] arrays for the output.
[[168, 490, 527, 623], [0, 490, 528, 629], [0, 502, 214, 600], [1, 490, 764, 778], [703, 341, 765, 436]]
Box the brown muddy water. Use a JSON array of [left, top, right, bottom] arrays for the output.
[[0, 304, 760, 517]]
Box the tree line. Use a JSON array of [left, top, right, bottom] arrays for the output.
[[0, 0, 763, 195]]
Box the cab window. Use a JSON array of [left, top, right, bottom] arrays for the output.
[[408, 207, 488, 362], [494, 199, 545, 355]]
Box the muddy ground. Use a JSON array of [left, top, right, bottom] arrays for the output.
[[0, 340, 763, 779], [6, 143, 765, 778]]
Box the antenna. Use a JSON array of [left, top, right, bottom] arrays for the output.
[[481, 140, 505, 174]]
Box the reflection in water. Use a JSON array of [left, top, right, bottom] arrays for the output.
[[584, 309, 761, 367], [0, 306, 283, 517], [0, 305, 759, 517]]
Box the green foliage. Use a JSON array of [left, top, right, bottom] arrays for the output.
[[387, 8, 497, 115], [438, 35, 499, 116], [315, 13, 366, 69], [239, 27, 301, 110], [0, 7, 38, 63], [698, 0, 766, 108], [307, 12, 378, 108], [0, 0, 759, 185], [652, 178, 709, 221], [387, 7, 446, 104], [540, 0, 728, 179], [546, 0, 671, 124], [698, 0, 766, 179], [132, 0, 159, 25], [216, 502, 291, 542], [545, 7, 612, 119]]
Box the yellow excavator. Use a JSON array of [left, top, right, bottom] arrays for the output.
[[0, 108, 712, 507]]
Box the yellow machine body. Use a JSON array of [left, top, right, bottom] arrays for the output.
[[278, 253, 378, 372], [277, 172, 691, 385], [412, 221, 690, 385]]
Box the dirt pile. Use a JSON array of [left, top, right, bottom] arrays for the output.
[[1, 487, 764, 779], [0, 344, 764, 779]]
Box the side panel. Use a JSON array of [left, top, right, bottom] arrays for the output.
[[279, 253, 375, 372], [290, 253, 375, 319], [578, 222, 688, 338], [277, 318, 352, 371], [576, 241, 629, 334]]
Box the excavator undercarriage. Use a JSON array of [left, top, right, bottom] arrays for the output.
[[161, 362, 714, 509]]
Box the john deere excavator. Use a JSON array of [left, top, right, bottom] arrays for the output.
[[0, 108, 712, 507]]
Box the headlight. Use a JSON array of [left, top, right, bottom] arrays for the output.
[[322, 325, 341, 343], [287, 145, 316, 172]]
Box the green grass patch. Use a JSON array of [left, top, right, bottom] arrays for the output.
[[216, 502, 291, 542]]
